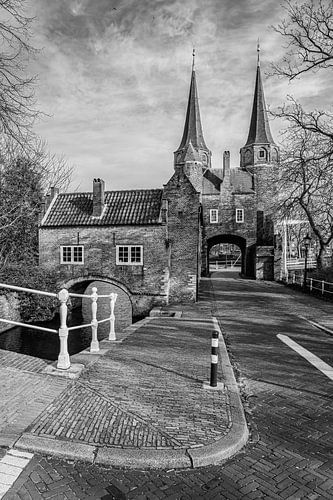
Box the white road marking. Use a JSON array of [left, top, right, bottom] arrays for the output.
[[0, 449, 33, 498], [277, 334, 333, 381]]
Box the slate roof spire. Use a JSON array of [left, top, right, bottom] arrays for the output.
[[240, 44, 279, 169], [174, 51, 211, 169], [244, 43, 274, 147]]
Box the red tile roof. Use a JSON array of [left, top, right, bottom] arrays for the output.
[[41, 189, 163, 227]]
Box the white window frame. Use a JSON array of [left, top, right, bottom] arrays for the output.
[[210, 209, 219, 224], [60, 245, 84, 264], [116, 245, 143, 265], [236, 209, 244, 223]]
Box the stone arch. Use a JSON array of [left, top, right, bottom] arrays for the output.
[[61, 276, 133, 335], [207, 234, 255, 277]]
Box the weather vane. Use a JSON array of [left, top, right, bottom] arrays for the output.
[[257, 38, 260, 67]]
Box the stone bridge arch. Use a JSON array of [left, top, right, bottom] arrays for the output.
[[61, 276, 133, 335]]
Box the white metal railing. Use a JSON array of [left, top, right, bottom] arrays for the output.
[[210, 258, 241, 270], [0, 283, 118, 371], [282, 272, 333, 297], [286, 258, 317, 270]]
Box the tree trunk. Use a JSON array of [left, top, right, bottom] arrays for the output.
[[316, 246, 326, 270]]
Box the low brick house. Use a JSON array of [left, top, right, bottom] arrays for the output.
[[39, 50, 278, 324]]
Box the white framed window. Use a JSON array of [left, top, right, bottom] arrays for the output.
[[236, 209, 244, 223], [116, 245, 143, 265], [258, 149, 266, 159], [60, 245, 84, 264], [210, 209, 218, 224]]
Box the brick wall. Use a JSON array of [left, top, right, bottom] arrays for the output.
[[201, 191, 257, 276], [163, 168, 201, 302], [39, 224, 169, 316]]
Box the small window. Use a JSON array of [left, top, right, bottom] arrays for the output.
[[259, 150, 266, 159], [116, 245, 143, 265], [60, 245, 84, 264], [210, 209, 218, 224], [236, 209, 244, 223]]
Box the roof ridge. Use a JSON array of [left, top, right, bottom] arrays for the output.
[[58, 188, 163, 196]]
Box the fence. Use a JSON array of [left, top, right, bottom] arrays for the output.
[[210, 256, 241, 270], [282, 272, 333, 298], [286, 258, 317, 270], [0, 283, 118, 370]]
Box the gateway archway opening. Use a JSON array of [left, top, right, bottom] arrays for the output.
[[207, 234, 251, 276], [209, 243, 242, 271]]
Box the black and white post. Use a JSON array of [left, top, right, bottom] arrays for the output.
[[210, 330, 219, 387]]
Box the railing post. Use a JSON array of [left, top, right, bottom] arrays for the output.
[[57, 289, 70, 370], [108, 292, 118, 341], [90, 287, 99, 353], [321, 281, 325, 296], [310, 278, 313, 292], [210, 331, 219, 387]]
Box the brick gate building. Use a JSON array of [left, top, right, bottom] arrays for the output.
[[39, 49, 279, 323]]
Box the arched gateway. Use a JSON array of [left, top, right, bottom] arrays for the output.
[[206, 235, 256, 278]]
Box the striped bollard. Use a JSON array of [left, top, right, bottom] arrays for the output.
[[210, 330, 219, 387], [108, 292, 118, 341], [90, 287, 99, 353]]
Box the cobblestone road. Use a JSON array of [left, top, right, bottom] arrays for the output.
[[4, 276, 333, 499]]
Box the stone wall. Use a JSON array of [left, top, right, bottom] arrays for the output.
[[0, 293, 21, 333]]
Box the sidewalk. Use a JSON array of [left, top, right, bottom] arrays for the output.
[[0, 280, 248, 470]]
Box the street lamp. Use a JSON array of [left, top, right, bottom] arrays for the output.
[[303, 233, 312, 290]]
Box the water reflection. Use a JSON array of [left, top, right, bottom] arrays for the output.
[[0, 309, 103, 360]]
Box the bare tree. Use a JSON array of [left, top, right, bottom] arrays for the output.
[[271, 0, 333, 80], [1, 136, 74, 191], [274, 124, 333, 268], [0, 139, 74, 267], [0, 0, 39, 147]]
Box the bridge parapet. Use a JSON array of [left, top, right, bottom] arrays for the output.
[[0, 282, 118, 371]]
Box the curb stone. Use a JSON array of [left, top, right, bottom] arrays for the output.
[[188, 317, 249, 467], [298, 315, 333, 337]]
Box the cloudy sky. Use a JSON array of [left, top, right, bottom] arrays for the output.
[[26, 0, 332, 192]]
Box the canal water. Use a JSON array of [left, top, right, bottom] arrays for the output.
[[0, 309, 102, 360]]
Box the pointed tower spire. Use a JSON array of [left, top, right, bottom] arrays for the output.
[[174, 52, 211, 169], [240, 44, 279, 169]]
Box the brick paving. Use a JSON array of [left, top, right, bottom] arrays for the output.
[[3, 275, 333, 499], [26, 318, 230, 449], [0, 349, 52, 373], [0, 362, 68, 447]]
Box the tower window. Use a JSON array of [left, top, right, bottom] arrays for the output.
[[259, 150, 266, 159], [210, 209, 218, 223], [236, 209, 244, 223]]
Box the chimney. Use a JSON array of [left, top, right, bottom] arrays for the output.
[[50, 187, 59, 199], [44, 186, 59, 212], [223, 151, 231, 186], [93, 178, 105, 217]]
